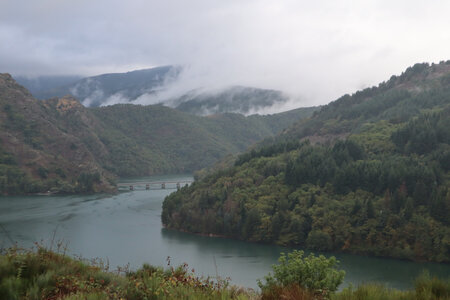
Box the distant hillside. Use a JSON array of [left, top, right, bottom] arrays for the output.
[[173, 86, 289, 115], [90, 104, 317, 176], [162, 61, 450, 263], [0, 74, 316, 194], [15, 67, 293, 115]]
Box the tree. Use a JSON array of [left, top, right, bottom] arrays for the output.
[[366, 199, 375, 219], [258, 250, 345, 297], [242, 208, 261, 239], [306, 230, 333, 251], [404, 198, 414, 220], [76, 172, 100, 193]]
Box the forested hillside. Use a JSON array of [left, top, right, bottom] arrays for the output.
[[90, 104, 316, 176], [162, 61, 450, 263], [0, 74, 316, 194]]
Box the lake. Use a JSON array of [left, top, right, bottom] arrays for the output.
[[0, 174, 448, 290]]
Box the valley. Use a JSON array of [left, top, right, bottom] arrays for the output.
[[0, 73, 316, 194]]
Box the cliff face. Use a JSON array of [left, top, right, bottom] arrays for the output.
[[0, 74, 115, 194]]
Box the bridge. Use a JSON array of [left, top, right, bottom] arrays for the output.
[[117, 180, 193, 191]]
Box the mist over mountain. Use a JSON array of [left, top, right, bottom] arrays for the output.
[[15, 66, 292, 115], [171, 86, 289, 115], [70, 66, 180, 107], [16, 66, 178, 106]]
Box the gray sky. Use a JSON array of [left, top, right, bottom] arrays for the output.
[[1, 0, 450, 106]]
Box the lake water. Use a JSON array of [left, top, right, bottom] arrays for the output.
[[0, 174, 448, 290]]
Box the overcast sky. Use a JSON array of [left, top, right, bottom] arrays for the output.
[[1, 0, 450, 106]]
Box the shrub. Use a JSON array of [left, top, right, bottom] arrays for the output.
[[258, 250, 345, 298]]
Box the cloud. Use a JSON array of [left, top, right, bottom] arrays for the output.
[[1, 0, 450, 106]]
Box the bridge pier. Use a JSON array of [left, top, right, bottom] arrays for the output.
[[176, 182, 180, 190], [129, 185, 133, 191], [146, 184, 150, 190], [161, 183, 165, 189]]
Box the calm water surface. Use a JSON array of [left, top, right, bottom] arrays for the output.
[[0, 174, 448, 290]]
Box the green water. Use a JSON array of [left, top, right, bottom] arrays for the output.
[[0, 174, 448, 290]]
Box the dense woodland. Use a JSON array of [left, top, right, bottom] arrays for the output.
[[162, 62, 450, 263]]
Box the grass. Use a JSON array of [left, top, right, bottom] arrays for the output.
[[0, 245, 254, 299], [332, 273, 450, 300], [0, 246, 448, 299]]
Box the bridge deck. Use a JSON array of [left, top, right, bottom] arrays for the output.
[[117, 180, 193, 187]]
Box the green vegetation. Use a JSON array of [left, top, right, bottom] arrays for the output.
[[1, 247, 448, 299], [162, 62, 450, 263]]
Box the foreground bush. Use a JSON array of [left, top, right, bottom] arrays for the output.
[[258, 250, 345, 298]]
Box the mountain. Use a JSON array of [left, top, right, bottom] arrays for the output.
[[68, 66, 179, 107], [14, 67, 292, 115], [172, 86, 289, 115], [0, 74, 115, 194], [162, 61, 450, 263], [17, 66, 178, 106], [0, 74, 317, 194]]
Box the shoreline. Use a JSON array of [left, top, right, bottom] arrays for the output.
[[162, 225, 450, 265]]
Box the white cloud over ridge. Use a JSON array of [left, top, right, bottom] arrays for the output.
[[1, 0, 450, 107]]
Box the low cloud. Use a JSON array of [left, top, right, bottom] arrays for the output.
[[1, 1, 450, 107]]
